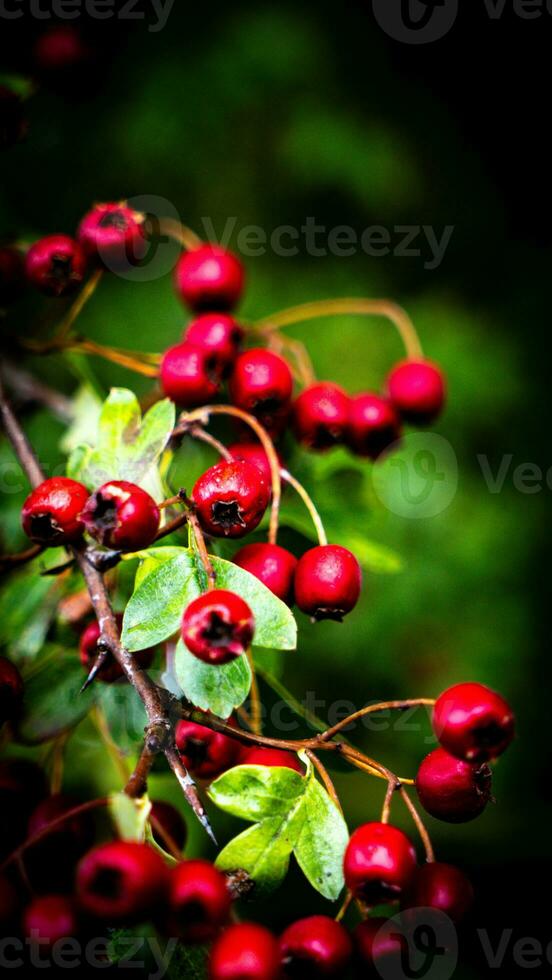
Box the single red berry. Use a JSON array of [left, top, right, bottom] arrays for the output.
[[0, 245, 25, 304], [386, 359, 446, 425], [233, 543, 297, 604], [181, 589, 255, 665], [292, 383, 350, 451], [175, 720, 240, 779], [0, 85, 27, 150], [21, 477, 89, 546], [165, 859, 231, 943], [78, 202, 146, 269], [192, 460, 270, 539], [433, 682, 515, 762], [347, 393, 402, 459], [228, 442, 281, 487], [175, 244, 245, 312], [80, 480, 160, 552], [0, 656, 23, 725], [280, 915, 352, 978], [184, 313, 244, 375], [160, 342, 222, 406], [150, 800, 187, 853], [33, 25, 90, 73], [343, 822, 417, 903], [24, 894, 80, 945], [79, 615, 155, 683], [209, 922, 281, 980], [354, 918, 402, 973], [416, 747, 492, 823], [403, 862, 474, 924], [229, 348, 293, 436], [241, 747, 303, 775], [294, 544, 362, 622], [25, 234, 87, 297], [26, 793, 95, 892], [76, 840, 169, 925]]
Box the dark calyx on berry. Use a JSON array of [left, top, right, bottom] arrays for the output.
[[21, 477, 89, 545], [184, 313, 244, 375], [78, 202, 146, 268], [25, 234, 87, 297], [181, 589, 255, 665], [292, 382, 350, 451], [192, 460, 270, 539], [76, 840, 169, 925], [175, 720, 240, 779], [80, 480, 160, 552]]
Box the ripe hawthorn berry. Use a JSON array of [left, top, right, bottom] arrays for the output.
[[294, 544, 362, 622], [165, 859, 231, 943], [0, 85, 27, 150], [181, 589, 255, 665], [192, 460, 270, 539], [175, 244, 245, 312], [229, 348, 293, 436], [241, 747, 303, 774], [416, 747, 492, 823], [175, 720, 240, 779], [25, 234, 87, 297], [76, 840, 169, 925], [0, 245, 25, 305], [79, 615, 155, 682], [292, 382, 350, 451], [433, 682, 515, 763], [160, 342, 222, 406], [21, 477, 89, 546], [386, 359, 446, 425], [343, 822, 417, 903], [24, 894, 80, 946], [184, 313, 244, 375], [228, 442, 281, 487], [280, 915, 352, 978], [26, 793, 95, 893], [0, 656, 23, 725], [233, 542, 297, 604], [209, 922, 281, 980], [80, 480, 160, 552], [354, 918, 401, 973], [403, 862, 474, 924], [150, 800, 187, 853], [78, 202, 146, 269], [347, 393, 401, 459]]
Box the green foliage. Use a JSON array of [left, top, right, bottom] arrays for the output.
[[17, 649, 97, 743], [109, 791, 151, 841], [0, 560, 61, 661], [174, 638, 252, 718]]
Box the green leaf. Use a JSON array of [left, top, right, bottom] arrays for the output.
[[17, 651, 97, 743], [109, 791, 151, 841], [0, 561, 60, 661], [278, 505, 403, 574], [97, 683, 148, 755], [174, 639, 252, 717], [209, 755, 348, 900]]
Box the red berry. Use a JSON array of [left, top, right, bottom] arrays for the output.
[[160, 342, 222, 406], [0, 656, 23, 725], [192, 460, 270, 539], [433, 682, 515, 762], [78, 202, 146, 269], [229, 348, 293, 436], [181, 589, 255, 665], [387, 359, 446, 425], [228, 442, 281, 486], [76, 840, 169, 925], [33, 25, 90, 73], [184, 313, 244, 375], [209, 922, 280, 980], [403, 862, 474, 924], [294, 544, 362, 622], [292, 383, 350, 451], [21, 477, 89, 546], [347, 393, 401, 459], [150, 800, 187, 853], [280, 915, 352, 978], [354, 918, 401, 973], [79, 615, 154, 682], [26, 793, 95, 892], [416, 747, 492, 823], [25, 234, 87, 297], [175, 244, 245, 312], [175, 720, 240, 779], [24, 894, 80, 945], [241, 748, 303, 775], [233, 543, 297, 604], [0, 245, 25, 305], [0, 85, 27, 150], [165, 859, 231, 943], [343, 822, 417, 903], [80, 480, 160, 552]]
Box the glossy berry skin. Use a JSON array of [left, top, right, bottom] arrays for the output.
[[241, 747, 303, 775], [0, 245, 25, 304], [209, 922, 281, 980], [175, 720, 240, 779], [0, 656, 23, 724], [416, 747, 492, 823], [79, 616, 154, 683], [233, 543, 297, 604], [403, 862, 474, 924], [294, 545, 362, 622], [24, 895, 80, 945], [433, 682, 515, 763], [228, 442, 281, 487], [0, 85, 27, 150], [347, 393, 402, 459], [229, 348, 294, 436], [184, 313, 244, 375], [175, 244, 245, 312], [76, 840, 169, 925], [25, 234, 87, 297], [280, 915, 352, 978], [150, 801, 187, 853], [160, 342, 222, 406], [192, 460, 270, 539], [21, 477, 89, 546], [80, 480, 160, 552], [165, 859, 231, 943], [387, 359, 446, 425], [344, 822, 417, 903], [182, 589, 255, 665], [292, 383, 350, 451], [78, 202, 146, 269]]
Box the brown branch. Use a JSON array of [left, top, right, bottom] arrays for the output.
[[0, 375, 44, 488], [0, 543, 44, 574]]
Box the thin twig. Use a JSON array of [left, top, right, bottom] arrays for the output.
[[399, 786, 435, 862], [280, 469, 328, 547], [305, 750, 343, 815], [318, 698, 436, 743]]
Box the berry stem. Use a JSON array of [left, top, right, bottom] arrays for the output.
[[185, 424, 233, 462], [318, 698, 436, 743], [246, 650, 263, 735], [280, 468, 328, 546], [157, 216, 202, 251], [380, 779, 398, 824], [335, 890, 353, 923], [305, 750, 343, 815], [55, 268, 103, 344], [181, 494, 217, 590], [399, 786, 435, 863], [0, 376, 44, 488]]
